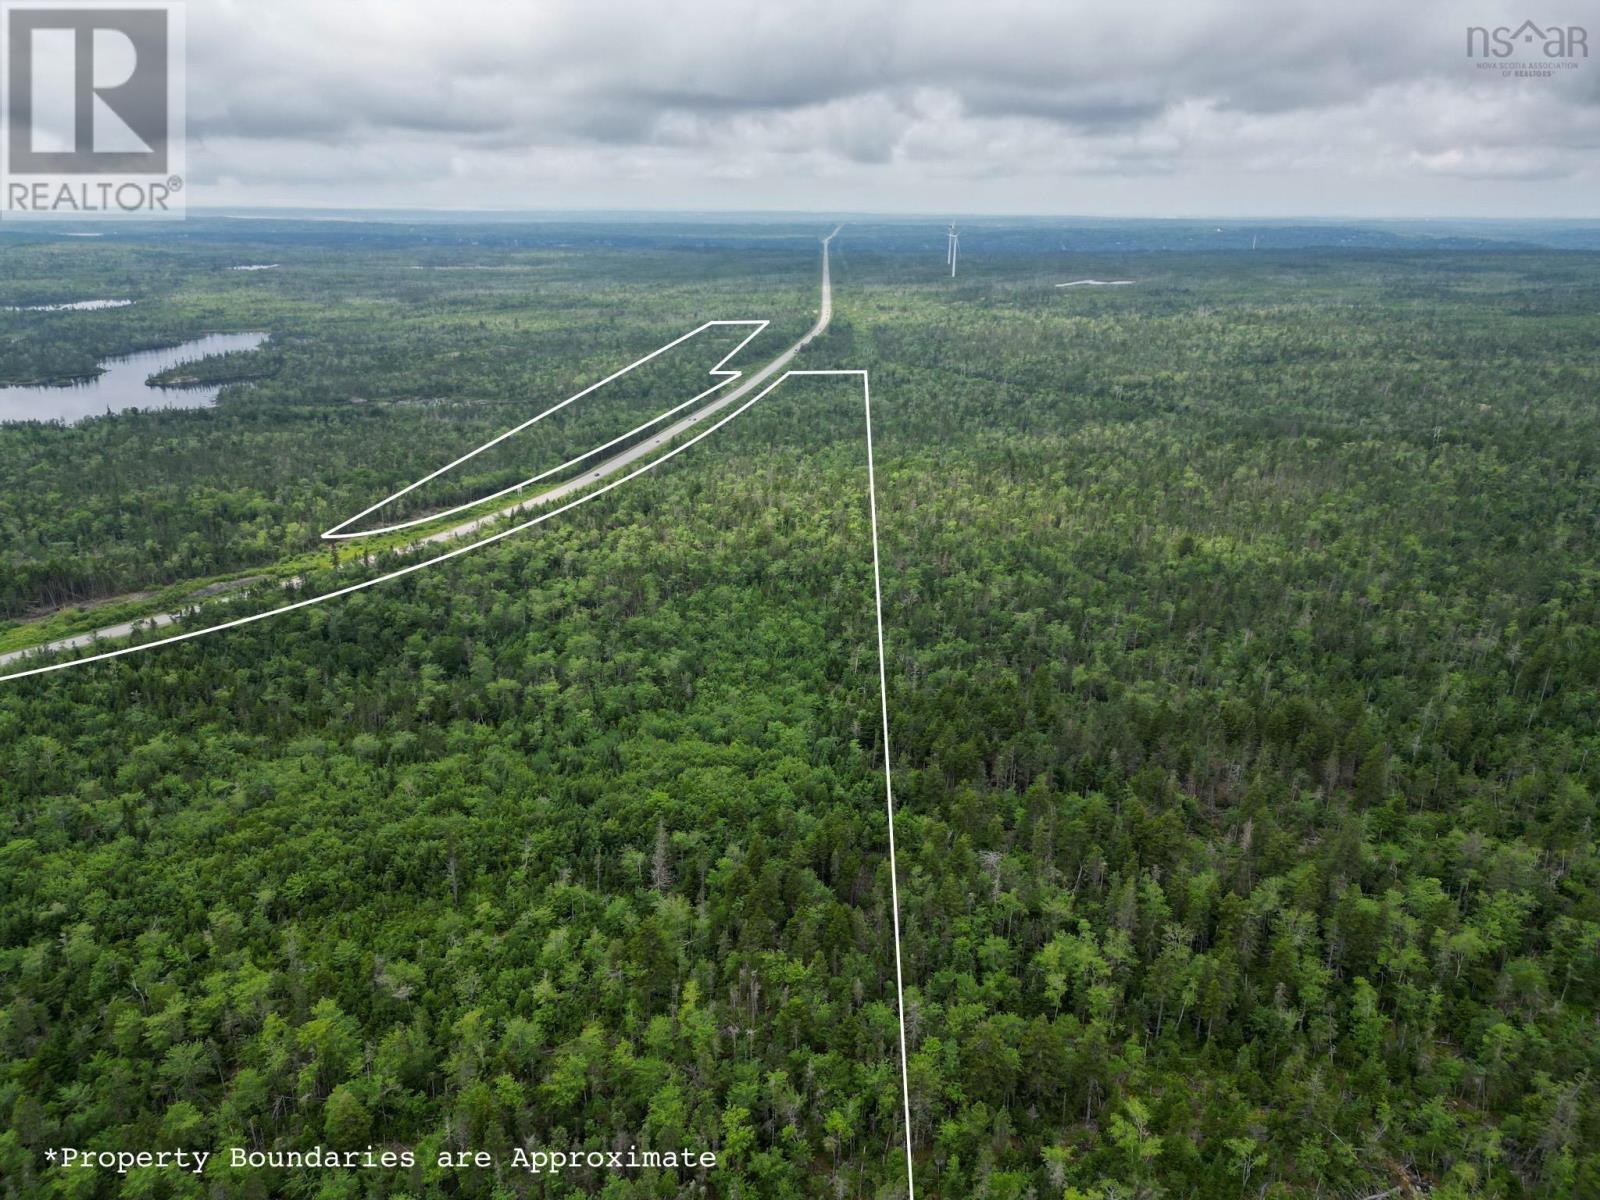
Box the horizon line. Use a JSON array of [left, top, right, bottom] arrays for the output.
[[6, 205, 1600, 227]]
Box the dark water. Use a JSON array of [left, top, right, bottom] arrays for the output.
[[0, 332, 268, 424]]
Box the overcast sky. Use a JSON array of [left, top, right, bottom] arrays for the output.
[[183, 0, 1599, 216]]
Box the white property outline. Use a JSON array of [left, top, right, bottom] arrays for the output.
[[853, 367, 918, 1199], [323, 320, 770, 540], [2, 223, 919, 1196], [1, 361, 920, 1197], [0, 365, 810, 681], [1, 364, 920, 1197]]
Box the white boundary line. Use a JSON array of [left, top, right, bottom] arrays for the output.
[[323, 320, 769, 540], [1, 221, 924, 1193], [1, 364, 920, 1198], [0, 367, 786, 682], [801, 368, 918, 1199], [0, 364, 921, 1184]]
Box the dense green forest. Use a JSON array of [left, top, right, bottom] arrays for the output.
[[2, 221, 1599, 1198], [0, 234, 813, 616]]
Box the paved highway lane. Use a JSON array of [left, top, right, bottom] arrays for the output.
[[423, 227, 838, 544], [1, 228, 842, 671]]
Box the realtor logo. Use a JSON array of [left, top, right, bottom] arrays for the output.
[[1, 1, 186, 218]]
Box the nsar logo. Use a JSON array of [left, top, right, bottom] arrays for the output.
[[1466, 19, 1588, 79]]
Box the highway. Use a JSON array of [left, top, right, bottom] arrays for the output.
[[0, 227, 841, 672], [421, 225, 837, 545]]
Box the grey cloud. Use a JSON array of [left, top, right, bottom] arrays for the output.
[[958, 88, 1170, 132], [177, 0, 1599, 215]]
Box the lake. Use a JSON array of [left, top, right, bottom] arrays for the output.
[[0, 332, 269, 424]]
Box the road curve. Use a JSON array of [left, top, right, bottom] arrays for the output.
[[0, 227, 842, 670]]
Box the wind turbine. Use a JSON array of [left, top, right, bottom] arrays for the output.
[[946, 223, 960, 277]]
